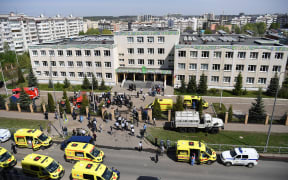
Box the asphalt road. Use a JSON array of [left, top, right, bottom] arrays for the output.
[[1, 140, 288, 180]]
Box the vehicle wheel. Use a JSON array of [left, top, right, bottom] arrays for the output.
[[207, 160, 212, 165], [247, 163, 254, 168], [40, 146, 45, 150], [210, 128, 219, 134], [225, 162, 232, 167]]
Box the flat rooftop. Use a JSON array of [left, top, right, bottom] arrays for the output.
[[38, 35, 114, 45], [179, 33, 284, 46]]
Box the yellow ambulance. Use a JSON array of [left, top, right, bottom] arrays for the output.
[[71, 161, 119, 180], [64, 142, 104, 163], [146, 98, 173, 111], [183, 95, 209, 109], [0, 147, 17, 168], [176, 140, 217, 165], [21, 153, 65, 179], [14, 129, 52, 150]]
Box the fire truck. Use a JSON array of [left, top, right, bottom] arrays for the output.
[[11, 87, 39, 102]]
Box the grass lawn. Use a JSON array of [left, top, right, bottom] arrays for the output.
[[0, 117, 49, 133]]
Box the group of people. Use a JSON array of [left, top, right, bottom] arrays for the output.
[[114, 115, 135, 136], [148, 84, 164, 96]]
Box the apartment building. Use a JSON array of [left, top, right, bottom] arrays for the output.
[[174, 34, 288, 90]]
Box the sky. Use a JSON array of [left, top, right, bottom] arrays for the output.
[[0, 0, 287, 17]]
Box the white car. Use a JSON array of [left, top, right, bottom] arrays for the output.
[[0, 129, 11, 143], [220, 147, 259, 168]]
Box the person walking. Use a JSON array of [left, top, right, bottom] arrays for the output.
[[155, 149, 159, 163], [99, 124, 102, 133], [138, 141, 142, 151], [153, 118, 156, 126], [110, 126, 113, 135], [131, 127, 135, 136], [93, 132, 97, 142], [11, 142, 17, 154], [143, 124, 147, 133], [142, 94, 145, 101]]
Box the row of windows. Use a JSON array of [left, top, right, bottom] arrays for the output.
[[127, 36, 165, 43], [127, 48, 165, 55], [178, 50, 284, 60], [178, 63, 281, 72], [127, 59, 165, 65], [32, 49, 111, 57], [34, 61, 111, 68], [36, 71, 112, 79], [177, 75, 268, 84]]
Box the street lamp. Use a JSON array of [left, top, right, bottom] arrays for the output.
[[264, 71, 284, 152], [0, 61, 8, 96]]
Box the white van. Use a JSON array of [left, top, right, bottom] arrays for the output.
[[220, 147, 259, 168]]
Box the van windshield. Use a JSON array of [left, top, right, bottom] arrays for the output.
[[101, 167, 113, 180], [0, 152, 11, 162], [206, 147, 212, 155], [38, 133, 48, 142], [90, 147, 100, 157], [230, 150, 237, 157], [46, 161, 59, 173]]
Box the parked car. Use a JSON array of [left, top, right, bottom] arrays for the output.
[[0, 129, 11, 143], [60, 136, 94, 150]]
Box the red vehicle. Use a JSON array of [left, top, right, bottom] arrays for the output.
[[73, 95, 83, 108], [11, 87, 40, 102]]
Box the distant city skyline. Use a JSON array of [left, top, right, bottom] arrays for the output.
[[0, 0, 287, 17]]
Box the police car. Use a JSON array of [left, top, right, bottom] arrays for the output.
[[220, 147, 259, 168]]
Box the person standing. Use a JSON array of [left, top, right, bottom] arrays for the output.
[[93, 132, 97, 142], [99, 124, 102, 133], [143, 124, 147, 133], [142, 94, 145, 101], [11, 142, 17, 154], [191, 153, 195, 166], [155, 149, 159, 163], [138, 141, 142, 151], [110, 126, 113, 135]]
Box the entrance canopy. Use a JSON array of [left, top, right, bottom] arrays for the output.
[[116, 67, 173, 75]]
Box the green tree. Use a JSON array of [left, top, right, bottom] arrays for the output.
[[62, 90, 68, 100], [65, 98, 71, 114], [47, 93, 55, 112], [198, 98, 203, 118], [197, 73, 207, 95], [152, 98, 162, 119], [18, 52, 31, 69], [233, 72, 243, 95], [17, 67, 25, 84], [187, 76, 197, 94], [269, 23, 280, 29], [80, 94, 89, 115], [278, 77, 288, 98], [48, 79, 53, 88], [91, 74, 98, 90], [55, 82, 61, 90], [79, 31, 85, 35], [86, 28, 101, 35], [0, 95, 6, 109], [19, 87, 31, 111], [82, 75, 91, 89], [184, 27, 193, 32], [228, 105, 233, 122], [63, 78, 70, 88], [101, 29, 112, 34], [256, 22, 266, 35], [249, 88, 266, 123], [204, 28, 212, 34], [3, 42, 10, 53], [27, 69, 38, 87], [179, 78, 186, 93], [232, 25, 241, 34], [100, 79, 106, 90], [266, 73, 279, 97], [173, 96, 184, 112]]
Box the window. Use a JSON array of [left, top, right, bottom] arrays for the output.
[[275, 52, 283, 59], [95, 62, 101, 67], [85, 50, 91, 56], [147, 37, 154, 43], [211, 76, 219, 82], [189, 63, 197, 70], [137, 48, 144, 54], [212, 64, 220, 71], [225, 52, 234, 58], [190, 51, 198, 58], [128, 48, 134, 54], [119, 59, 124, 62], [76, 50, 82, 56], [200, 64, 208, 70], [40, 50, 46, 56], [66, 50, 72, 56], [106, 73, 112, 79], [178, 51, 186, 57], [77, 61, 83, 67], [138, 59, 144, 65], [158, 60, 164, 65], [238, 52, 246, 59], [50, 61, 56, 67], [104, 62, 111, 68], [96, 73, 102, 78], [158, 36, 165, 43], [213, 51, 221, 58], [223, 76, 231, 83], [83, 174, 94, 180], [61, 72, 66, 77], [52, 71, 58, 77], [59, 61, 65, 67], [224, 64, 232, 71], [86, 61, 92, 67], [104, 50, 110, 56], [34, 61, 40, 67], [119, 64, 125, 67], [257, 78, 267, 84], [87, 72, 93, 78], [128, 59, 135, 65], [242, 155, 248, 159], [250, 52, 258, 59], [75, 152, 84, 157], [148, 48, 154, 54], [58, 50, 63, 56], [260, 65, 268, 72], [272, 65, 281, 72], [127, 37, 134, 43], [178, 63, 185, 70], [246, 77, 255, 84], [44, 71, 49, 76], [49, 50, 54, 56], [148, 59, 154, 65], [94, 50, 101, 56], [68, 61, 74, 67], [236, 64, 244, 71], [36, 71, 41, 76], [158, 48, 165, 54], [177, 75, 185, 81], [189, 75, 196, 81], [262, 52, 271, 59], [30, 165, 39, 171], [32, 50, 38, 56], [137, 37, 144, 43], [78, 72, 84, 78], [201, 51, 209, 58], [248, 65, 256, 72], [69, 72, 75, 77], [42, 61, 48, 66]]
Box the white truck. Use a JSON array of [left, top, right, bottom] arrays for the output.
[[172, 111, 224, 133]]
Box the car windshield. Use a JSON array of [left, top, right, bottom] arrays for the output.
[[0, 152, 11, 162], [46, 160, 59, 173], [101, 167, 113, 180], [90, 147, 100, 157], [38, 133, 48, 141], [206, 147, 212, 155], [230, 150, 237, 157]]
